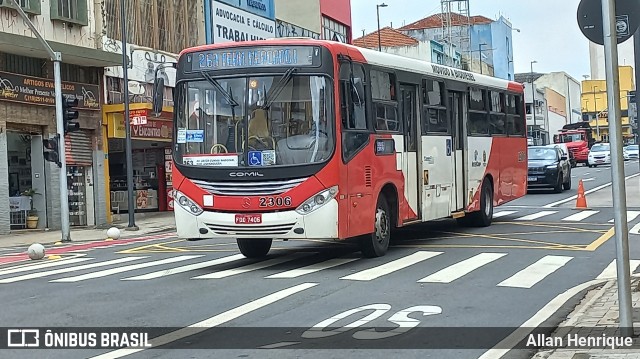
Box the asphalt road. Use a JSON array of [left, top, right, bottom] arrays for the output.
[[1, 163, 640, 359]]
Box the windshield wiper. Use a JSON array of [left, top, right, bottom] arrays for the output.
[[201, 71, 239, 107], [261, 67, 298, 110]]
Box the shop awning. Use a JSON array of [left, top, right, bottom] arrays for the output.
[[0, 32, 122, 67]]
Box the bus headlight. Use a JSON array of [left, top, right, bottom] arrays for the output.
[[296, 186, 338, 215], [175, 191, 204, 216]]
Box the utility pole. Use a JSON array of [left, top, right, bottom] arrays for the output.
[[635, 28, 640, 166], [601, 0, 633, 337], [9, 0, 71, 242], [121, 0, 138, 230]]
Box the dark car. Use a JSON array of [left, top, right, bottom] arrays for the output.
[[527, 146, 572, 193]]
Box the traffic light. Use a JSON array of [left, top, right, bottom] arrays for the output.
[[43, 134, 61, 168], [62, 96, 80, 134]]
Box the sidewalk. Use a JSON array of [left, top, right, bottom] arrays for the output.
[[0, 212, 176, 248], [531, 277, 640, 359]]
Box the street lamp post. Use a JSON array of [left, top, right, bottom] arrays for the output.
[[530, 60, 538, 144], [121, 0, 138, 230], [594, 86, 600, 140], [376, 3, 387, 52], [478, 43, 487, 74]]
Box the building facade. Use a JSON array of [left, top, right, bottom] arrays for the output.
[[581, 66, 635, 144], [353, 27, 461, 67], [0, 0, 121, 234], [589, 35, 636, 80], [99, 0, 205, 222], [515, 71, 582, 145], [274, 0, 351, 43], [390, 13, 515, 80]]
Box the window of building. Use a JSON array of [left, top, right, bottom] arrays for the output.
[[51, 0, 88, 26], [422, 79, 448, 134], [0, 0, 40, 14], [322, 16, 349, 43]]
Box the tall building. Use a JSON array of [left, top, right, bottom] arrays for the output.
[[398, 14, 516, 80], [101, 0, 205, 222], [581, 66, 635, 144], [589, 35, 636, 80], [515, 72, 582, 146], [0, 0, 121, 234]]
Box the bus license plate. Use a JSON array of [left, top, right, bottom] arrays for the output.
[[235, 214, 262, 224]]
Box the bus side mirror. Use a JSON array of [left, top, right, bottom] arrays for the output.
[[152, 77, 165, 115]]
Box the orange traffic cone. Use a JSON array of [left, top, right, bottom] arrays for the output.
[[575, 180, 588, 209]]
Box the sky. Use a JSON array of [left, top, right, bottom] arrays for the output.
[[350, 0, 591, 81]]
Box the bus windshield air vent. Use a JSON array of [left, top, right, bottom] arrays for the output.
[[191, 177, 309, 196]]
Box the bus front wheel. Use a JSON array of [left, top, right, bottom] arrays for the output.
[[360, 195, 391, 258], [237, 238, 272, 258]]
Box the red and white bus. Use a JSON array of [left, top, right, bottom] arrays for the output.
[[154, 38, 528, 259]]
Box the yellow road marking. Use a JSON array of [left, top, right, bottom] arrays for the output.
[[585, 227, 615, 251]]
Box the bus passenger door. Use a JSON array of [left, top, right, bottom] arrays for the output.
[[400, 84, 420, 221], [449, 91, 467, 211]]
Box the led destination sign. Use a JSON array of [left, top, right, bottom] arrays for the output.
[[189, 46, 321, 71]]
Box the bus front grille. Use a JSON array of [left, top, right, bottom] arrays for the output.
[[204, 223, 296, 236], [192, 177, 308, 196]]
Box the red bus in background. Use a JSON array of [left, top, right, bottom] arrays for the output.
[[155, 38, 528, 259]]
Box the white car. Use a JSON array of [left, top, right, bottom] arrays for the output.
[[588, 143, 611, 167], [624, 145, 639, 161]]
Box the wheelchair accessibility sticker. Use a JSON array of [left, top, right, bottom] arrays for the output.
[[248, 150, 276, 166]]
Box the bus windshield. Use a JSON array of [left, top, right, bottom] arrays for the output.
[[175, 74, 334, 168]]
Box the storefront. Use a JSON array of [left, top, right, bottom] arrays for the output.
[[0, 69, 105, 235], [104, 103, 174, 216]]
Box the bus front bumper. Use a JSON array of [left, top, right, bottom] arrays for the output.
[[175, 199, 339, 240]]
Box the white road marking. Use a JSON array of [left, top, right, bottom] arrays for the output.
[[497, 255, 573, 289], [50, 255, 203, 282], [0, 257, 92, 276], [121, 254, 246, 281], [543, 172, 640, 208], [88, 283, 317, 359], [514, 211, 557, 221], [478, 279, 607, 359], [0, 257, 145, 283], [258, 342, 301, 349], [417, 253, 507, 283], [266, 257, 359, 279], [493, 211, 518, 218], [631, 223, 640, 235], [340, 251, 442, 281], [608, 211, 640, 223], [561, 210, 599, 222], [582, 178, 595, 182], [192, 253, 314, 279], [596, 260, 640, 280]]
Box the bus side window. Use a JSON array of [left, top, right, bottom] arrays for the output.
[[339, 62, 370, 162]]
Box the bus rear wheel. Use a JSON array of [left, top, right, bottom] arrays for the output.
[[457, 179, 493, 227], [360, 195, 391, 258], [236, 238, 272, 258]]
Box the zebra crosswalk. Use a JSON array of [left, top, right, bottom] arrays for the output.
[[0, 250, 632, 290], [494, 209, 640, 232]]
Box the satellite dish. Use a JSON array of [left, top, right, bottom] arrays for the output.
[[128, 81, 145, 95]]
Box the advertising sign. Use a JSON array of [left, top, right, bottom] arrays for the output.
[[0, 71, 100, 110], [208, 1, 276, 44], [215, 0, 275, 20]]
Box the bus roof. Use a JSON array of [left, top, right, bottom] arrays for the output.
[[181, 38, 524, 93]]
